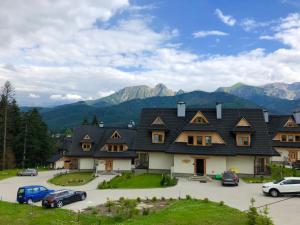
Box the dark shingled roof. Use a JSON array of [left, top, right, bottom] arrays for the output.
[[136, 108, 278, 156], [268, 115, 300, 149], [67, 125, 136, 158], [47, 154, 64, 163]]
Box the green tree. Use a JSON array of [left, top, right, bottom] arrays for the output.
[[91, 115, 99, 126], [82, 117, 89, 125]]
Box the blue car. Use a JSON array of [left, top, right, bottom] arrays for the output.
[[17, 185, 54, 204]]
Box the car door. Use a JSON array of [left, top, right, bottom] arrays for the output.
[[291, 180, 300, 193], [39, 186, 48, 200], [279, 179, 294, 193]]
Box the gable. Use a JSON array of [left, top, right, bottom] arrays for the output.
[[284, 117, 298, 128], [111, 131, 121, 139], [152, 116, 165, 125], [190, 111, 209, 124], [236, 118, 251, 127], [83, 134, 91, 140]]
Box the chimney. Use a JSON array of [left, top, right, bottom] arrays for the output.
[[293, 111, 300, 124], [263, 110, 269, 123], [216, 102, 222, 119], [99, 121, 104, 127], [128, 120, 135, 128], [177, 102, 186, 117]]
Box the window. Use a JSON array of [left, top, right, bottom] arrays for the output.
[[281, 135, 287, 142], [111, 131, 121, 139], [82, 143, 91, 151], [108, 145, 112, 151], [188, 136, 194, 145], [238, 136, 250, 146], [288, 135, 294, 142], [40, 187, 47, 191], [113, 145, 118, 151], [205, 136, 212, 145], [152, 133, 164, 143], [193, 117, 206, 124], [296, 136, 300, 142], [196, 136, 203, 145], [119, 145, 123, 151]]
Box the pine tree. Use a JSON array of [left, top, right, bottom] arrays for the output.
[[91, 115, 99, 126], [82, 117, 89, 125]]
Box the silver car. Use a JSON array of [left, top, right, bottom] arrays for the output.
[[17, 169, 38, 176]]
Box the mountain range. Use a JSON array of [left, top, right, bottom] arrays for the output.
[[27, 82, 300, 131]]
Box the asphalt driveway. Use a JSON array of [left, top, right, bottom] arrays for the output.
[[0, 171, 299, 225]]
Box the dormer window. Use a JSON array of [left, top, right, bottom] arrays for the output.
[[236, 134, 251, 146], [187, 136, 194, 145], [190, 111, 209, 124], [152, 116, 165, 125], [284, 118, 298, 128], [152, 131, 165, 144], [236, 118, 251, 127], [106, 144, 126, 152], [82, 143, 92, 151], [288, 135, 294, 142], [205, 136, 212, 145], [111, 131, 121, 139]]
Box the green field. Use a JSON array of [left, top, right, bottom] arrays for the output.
[[98, 173, 176, 189], [48, 172, 94, 186], [0, 199, 249, 225]]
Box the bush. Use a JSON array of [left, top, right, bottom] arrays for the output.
[[161, 197, 165, 201], [269, 164, 300, 180], [151, 196, 157, 202], [142, 208, 150, 215], [203, 198, 209, 203], [219, 201, 224, 206], [160, 174, 178, 187], [186, 195, 192, 200], [246, 198, 274, 225], [119, 197, 125, 202], [136, 197, 141, 202], [98, 180, 111, 189]]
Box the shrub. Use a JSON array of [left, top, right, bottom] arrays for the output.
[[219, 201, 224, 206], [203, 198, 209, 203], [105, 200, 114, 213], [186, 195, 192, 200], [142, 208, 150, 215], [136, 197, 141, 202], [124, 172, 132, 179], [246, 198, 274, 225], [151, 196, 157, 202], [119, 197, 125, 202], [160, 174, 178, 187], [269, 164, 300, 180], [161, 197, 165, 201], [98, 180, 111, 189]]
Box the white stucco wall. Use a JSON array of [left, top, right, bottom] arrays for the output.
[[226, 156, 254, 174], [113, 159, 132, 171], [79, 158, 94, 170], [206, 157, 226, 175], [149, 152, 173, 170], [96, 159, 132, 171], [54, 159, 64, 169], [173, 154, 194, 174]]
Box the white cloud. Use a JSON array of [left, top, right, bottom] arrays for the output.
[[193, 30, 229, 38], [28, 93, 40, 98], [240, 18, 276, 32], [97, 91, 115, 98], [50, 94, 83, 101], [259, 35, 275, 40], [215, 9, 236, 26]]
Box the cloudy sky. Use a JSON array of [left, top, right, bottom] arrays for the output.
[[1, 0, 300, 106]]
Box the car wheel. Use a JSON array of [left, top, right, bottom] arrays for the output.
[[27, 199, 33, 204], [81, 194, 86, 201], [270, 189, 280, 197], [56, 201, 63, 208]]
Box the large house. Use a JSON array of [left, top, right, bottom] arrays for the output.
[[63, 102, 300, 176]]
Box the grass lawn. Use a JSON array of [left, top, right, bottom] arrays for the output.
[[0, 168, 49, 181], [98, 173, 176, 189], [0, 199, 249, 225], [48, 172, 94, 186], [242, 177, 274, 183]]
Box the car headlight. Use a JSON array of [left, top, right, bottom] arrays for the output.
[[262, 185, 269, 188]]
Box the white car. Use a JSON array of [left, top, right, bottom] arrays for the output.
[[262, 177, 300, 197]]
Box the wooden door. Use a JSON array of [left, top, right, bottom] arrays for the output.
[[105, 160, 113, 171], [289, 151, 298, 162]]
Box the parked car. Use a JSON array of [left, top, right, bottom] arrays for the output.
[[292, 160, 300, 169], [221, 171, 239, 186], [262, 177, 300, 197], [17, 168, 38, 176], [42, 189, 87, 208], [17, 185, 54, 204]]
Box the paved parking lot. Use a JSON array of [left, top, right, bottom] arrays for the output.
[[0, 170, 299, 225]]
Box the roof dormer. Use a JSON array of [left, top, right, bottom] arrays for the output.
[[284, 117, 298, 128], [190, 111, 209, 124], [111, 131, 121, 139], [152, 116, 165, 125], [236, 117, 251, 127]]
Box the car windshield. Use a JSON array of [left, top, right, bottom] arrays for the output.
[[18, 188, 25, 194], [273, 179, 284, 184], [223, 173, 234, 178]]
